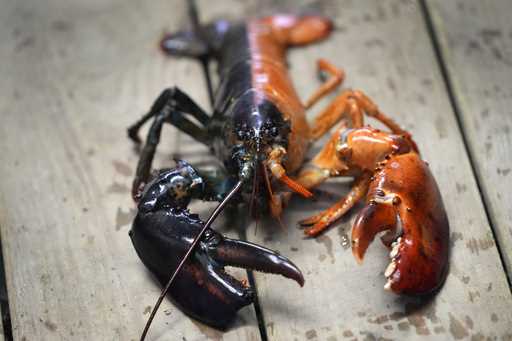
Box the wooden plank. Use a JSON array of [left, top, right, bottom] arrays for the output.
[[230, 0, 512, 340], [0, 0, 261, 340], [426, 0, 512, 282]]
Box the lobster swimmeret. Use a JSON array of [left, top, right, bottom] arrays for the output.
[[127, 4, 449, 335]]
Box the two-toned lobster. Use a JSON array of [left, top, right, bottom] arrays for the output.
[[127, 2, 449, 335]]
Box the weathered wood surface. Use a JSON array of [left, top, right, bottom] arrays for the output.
[[0, 0, 511, 340], [426, 0, 512, 282], [241, 0, 512, 340]]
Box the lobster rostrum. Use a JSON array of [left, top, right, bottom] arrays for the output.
[[127, 2, 449, 336]]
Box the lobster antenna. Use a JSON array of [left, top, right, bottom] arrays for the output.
[[139, 180, 243, 341], [187, 0, 214, 106]]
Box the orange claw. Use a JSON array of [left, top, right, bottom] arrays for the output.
[[352, 152, 449, 295]]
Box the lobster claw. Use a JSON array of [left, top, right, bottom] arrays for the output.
[[130, 206, 304, 329], [351, 153, 449, 296]]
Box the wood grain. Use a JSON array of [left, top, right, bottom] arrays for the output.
[[426, 0, 512, 282]]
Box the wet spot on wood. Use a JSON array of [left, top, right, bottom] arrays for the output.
[[421, 78, 433, 88], [342, 330, 354, 337], [387, 77, 396, 91], [397, 321, 410, 331], [491, 313, 498, 323], [360, 331, 377, 341], [357, 311, 367, 318], [305, 329, 317, 339], [455, 183, 467, 194], [408, 315, 430, 335], [485, 142, 492, 153], [143, 306, 151, 315], [107, 182, 130, 194], [435, 116, 447, 138], [466, 40, 482, 53], [462, 275, 470, 284], [364, 38, 385, 48], [487, 282, 493, 291], [466, 237, 495, 254], [497, 168, 511, 176], [451, 232, 464, 247], [434, 326, 445, 334], [368, 315, 389, 324], [42, 319, 57, 332], [112, 160, 133, 177], [468, 291, 480, 303], [465, 315, 474, 329], [316, 235, 334, 263], [15, 36, 35, 52], [449, 313, 469, 339], [480, 29, 502, 44], [290, 246, 299, 252], [389, 311, 405, 320], [51, 20, 73, 32], [471, 332, 485, 341], [115, 207, 136, 231]]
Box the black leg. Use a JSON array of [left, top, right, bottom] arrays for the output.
[[132, 112, 167, 198], [130, 88, 212, 198], [127, 87, 210, 144]]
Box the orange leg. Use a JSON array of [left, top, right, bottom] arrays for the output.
[[350, 90, 405, 135], [304, 59, 345, 109], [310, 89, 411, 140], [299, 173, 371, 236]]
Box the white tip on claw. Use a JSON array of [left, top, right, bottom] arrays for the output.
[[384, 261, 396, 278]]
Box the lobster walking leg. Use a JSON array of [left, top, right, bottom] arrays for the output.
[[129, 87, 211, 198], [300, 173, 371, 236], [304, 59, 345, 109]]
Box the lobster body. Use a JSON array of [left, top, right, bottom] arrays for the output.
[[128, 5, 450, 334]]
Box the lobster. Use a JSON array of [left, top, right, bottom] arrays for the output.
[[126, 1, 449, 337]]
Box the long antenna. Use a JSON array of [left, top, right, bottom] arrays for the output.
[[139, 180, 243, 341]]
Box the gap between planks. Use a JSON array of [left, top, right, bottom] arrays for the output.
[[419, 0, 512, 292]]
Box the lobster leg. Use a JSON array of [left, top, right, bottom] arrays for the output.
[[129, 87, 211, 198], [128, 87, 210, 143], [300, 173, 371, 236], [304, 59, 345, 109]]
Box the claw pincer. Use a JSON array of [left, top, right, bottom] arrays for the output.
[[129, 162, 303, 329], [352, 151, 449, 295]]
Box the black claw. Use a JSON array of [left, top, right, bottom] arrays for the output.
[[130, 166, 305, 329], [210, 238, 305, 287]]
